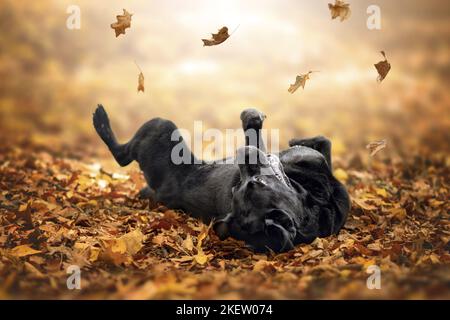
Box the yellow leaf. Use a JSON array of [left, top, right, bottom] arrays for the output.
[[182, 234, 194, 252], [375, 188, 388, 198], [334, 168, 348, 182], [119, 229, 144, 255], [194, 251, 209, 265], [390, 207, 407, 221], [111, 238, 127, 254], [10, 245, 41, 257]]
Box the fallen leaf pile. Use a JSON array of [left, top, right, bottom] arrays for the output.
[[0, 140, 448, 299], [111, 9, 133, 38]]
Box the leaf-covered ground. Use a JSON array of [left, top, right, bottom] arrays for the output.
[[0, 140, 449, 299]]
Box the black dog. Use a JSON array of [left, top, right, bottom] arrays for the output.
[[93, 105, 350, 252]]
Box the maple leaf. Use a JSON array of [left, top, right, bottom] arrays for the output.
[[111, 9, 133, 37], [202, 26, 230, 46], [374, 51, 391, 82], [366, 139, 387, 156], [288, 71, 317, 94], [328, 0, 351, 21]]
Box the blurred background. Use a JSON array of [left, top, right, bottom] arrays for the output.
[[0, 0, 449, 163]]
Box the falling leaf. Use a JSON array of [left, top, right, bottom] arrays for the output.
[[366, 139, 387, 156], [328, 0, 351, 21], [135, 61, 145, 92], [288, 71, 317, 93], [374, 51, 391, 82], [202, 26, 230, 46], [137, 72, 144, 92], [111, 9, 133, 37], [10, 245, 41, 257]]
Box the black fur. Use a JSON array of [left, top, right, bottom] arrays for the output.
[[93, 105, 350, 252]]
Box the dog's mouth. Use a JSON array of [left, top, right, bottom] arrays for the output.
[[214, 207, 298, 252]]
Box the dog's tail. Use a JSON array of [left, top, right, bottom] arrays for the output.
[[93, 104, 133, 166]]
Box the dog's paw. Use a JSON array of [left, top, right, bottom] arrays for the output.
[[93, 104, 113, 142]]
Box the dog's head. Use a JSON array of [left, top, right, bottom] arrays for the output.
[[214, 146, 304, 252]]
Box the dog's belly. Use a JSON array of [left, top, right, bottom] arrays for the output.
[[150, 163, 239, 222]]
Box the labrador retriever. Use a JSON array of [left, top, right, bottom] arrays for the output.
[[93, 105, 350, 252]]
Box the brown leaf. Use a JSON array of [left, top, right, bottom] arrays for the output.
[[10, 245, 41, 257], [111, 9, 133, 37], [328, 1, 351, 21], [366, 139, 387, 156], [374, 51, 391, 82], [202, 26, 230, 46], [288, 71, 317, 93], [137, 72, 145, 92]]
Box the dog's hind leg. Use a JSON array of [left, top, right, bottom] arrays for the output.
[[93, 104, 133, 167], [289, 136, 332, 170]]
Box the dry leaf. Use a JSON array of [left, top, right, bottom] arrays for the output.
[[111, 9, 133, 37], [202, 26, 230, 46], [100, 229, 144, 266], [193, 248, 209, 265], [366, 139, 387, 156], [374, 51, 391, 82], [182, 234, 194, 252], [10, 245, 41, 257], [119, 229, 144, 255], [328, 0, 351, 21], [334, 168, 348, 182], [288, 71, 317, 93], [137, 72, 144, 92], [193, 223, 212, 265]]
